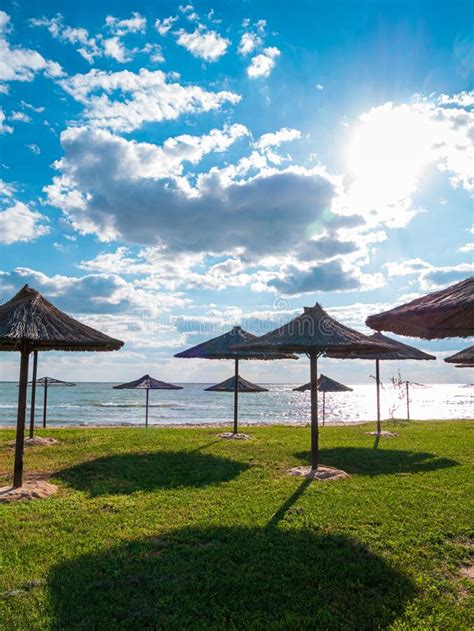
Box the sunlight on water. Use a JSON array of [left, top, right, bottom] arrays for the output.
[[0, 382, 472, 426]]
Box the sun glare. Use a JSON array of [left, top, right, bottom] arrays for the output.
[[346, 103, 436, 219]]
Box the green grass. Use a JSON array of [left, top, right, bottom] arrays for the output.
[[0, 420, 473, 630]]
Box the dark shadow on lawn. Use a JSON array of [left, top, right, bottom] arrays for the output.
[[55, 451, 249, 496], [48, 526, 414, 630], [293, 447, 458, 476]]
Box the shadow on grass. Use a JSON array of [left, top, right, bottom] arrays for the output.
[[293, 447, 459, 476], [48, 526, 414, 630], [55, 451, 249, 496]]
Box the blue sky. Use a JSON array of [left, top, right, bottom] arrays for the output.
[[0, 0, 472, 383]]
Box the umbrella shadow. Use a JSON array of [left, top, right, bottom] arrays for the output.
[[48, 526, 415, 630], [55, 451, 249, 496], [293, 447, 459, 476]]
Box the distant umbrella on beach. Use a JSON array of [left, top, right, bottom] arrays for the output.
[[175, 326, 296, 436], [205, 375, 268, 393], [293, 374, 353, 425], [113, 374, 183, 427], [445, 345, 474, 368], [326, 333, 435, 433], [0, 284, 123, 489], [366, 277, 474, 339], [29, 377, 76, 431]]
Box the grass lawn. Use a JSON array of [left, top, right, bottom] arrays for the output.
[[0, 420, 473, 630]]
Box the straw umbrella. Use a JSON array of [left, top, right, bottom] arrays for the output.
[[293, 374, 353, 425], [29, 377, 76, 430], [366, 277, 474, 339], [233, 304, 389, 472], [0, 285, 123, 488], [326, 333, 435, 432], [175, 326, 296, 435], [113, 374, 182, 427], [205, 375, 268, 392], [445, 345, 474, 368]]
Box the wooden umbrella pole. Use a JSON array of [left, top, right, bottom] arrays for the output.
[[310, 352, 319, 471], [375, 359, 381, 434], [145, 389, 149, 428], [43, 379, 48, 429], [233, 358, 239, 434], [322, 391, 326, 426], [406, 382, 410, 420], [13, 346, 30, 488], [29, 350, 38, 439]]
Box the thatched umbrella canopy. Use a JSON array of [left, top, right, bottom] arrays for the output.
[[175, 326, 295, 434], [326, 333, 435, 431], [232, 304, 390, 471], [113, 374, 182, 427], [28, 376, 76, 431], [205, 375, 268, 393], [366, 277, 474, 339], [293, 374, 353, 425], [0, 285, 123, 488], [445, 345, 474, 368]]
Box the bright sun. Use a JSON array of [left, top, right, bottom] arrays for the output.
[[345, 102, 439, 223]]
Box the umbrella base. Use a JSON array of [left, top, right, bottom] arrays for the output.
[[365, 431, 398, 437], [25, 437, 60, 446], [0, 480, 58, 503], [288, 465, 348, 481], [218, 432, 252, 440]]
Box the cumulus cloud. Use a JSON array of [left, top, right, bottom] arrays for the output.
[[238, 32, 261, 56], [0, 11, 64, 85], [175, 27, 230, 61], [44, 125, 339, 260], [58, 68, 240, 132], [0, 267, 187, 316], [384, 258, 473, 289], [267, 260, 383, 295], [0, 202, 49, 244], [103, 36, 131, 62], [247, 47, 280, 79]]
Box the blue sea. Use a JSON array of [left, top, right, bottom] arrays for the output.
[[0, 382, 472, 427]]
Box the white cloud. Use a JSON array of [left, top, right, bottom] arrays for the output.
[[103, 36, 131, 62], [0, 267, 187, 317], [27, 143, 41, 155], [247, 46, 280, 79], [0, 179, 15, 197], [0, 108, 13, 134], [316, 83, 324, 91], [0, 11, 64, 84], [0, 202, 49, 244], [175, 27, 230, 61], [384, 258, 473, 289], [255, 127, 301, 150], [155, 16, 178, 36], [105, 12, 146, 36], [238, 32, 261, 56], [10, 111, 31, 123], [142, 43, 165, 63], [29, 14, 101, 64], [58, 68, 241, 132]]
